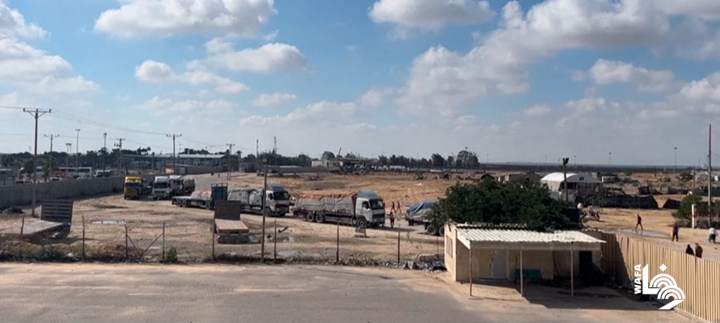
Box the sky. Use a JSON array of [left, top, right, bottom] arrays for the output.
[[3, 0, 720, 166]]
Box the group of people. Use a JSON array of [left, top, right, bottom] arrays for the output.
[[387, 201, 402, 229], [636, 213, 716, 258]]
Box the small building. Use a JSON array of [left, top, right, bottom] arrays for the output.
[[444, 222, 604, 294], [499, 173, 542, 184], [540, 172, 601, 197]]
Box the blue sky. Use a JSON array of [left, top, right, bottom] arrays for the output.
[[3, 0, 720, 165]]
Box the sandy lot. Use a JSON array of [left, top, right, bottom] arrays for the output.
[[0, 173, 460, 261]]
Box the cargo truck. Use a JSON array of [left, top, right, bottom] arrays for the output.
[[404, 200, 444, 236], [227, 184, 290, 216], [292, 190, 386, 228], [152, 176, 171, 200], [124, 176, 143, 200]]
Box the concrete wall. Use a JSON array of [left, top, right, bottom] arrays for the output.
[[0, 175, 155, 209]]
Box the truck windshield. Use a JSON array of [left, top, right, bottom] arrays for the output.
[[153, 182, 168, 189], [125, 183, 141, 189], [370, 199, 385, 210], [273, 191, 290, 200]]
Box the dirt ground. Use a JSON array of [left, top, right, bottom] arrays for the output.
[[1, 171, 719, 264], [0, 172, 460, 262]]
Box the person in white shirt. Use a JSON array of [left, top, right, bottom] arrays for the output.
[[709, 227, 717, 244]]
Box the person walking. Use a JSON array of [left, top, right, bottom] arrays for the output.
[[685, 244, 695, 256], [388, 211, 395, 229], [635, 214, 644, 231], [671, 224, 679, 242], [709, 227, 717, 244], [695, 243, 704, 258], [395, 201, 401, 214], [390, 201, 395, 214]]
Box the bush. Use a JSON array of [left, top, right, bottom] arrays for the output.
[[426, 180, 581, 231], [673, 194, 718, 219], [163, 246, 178, 264]]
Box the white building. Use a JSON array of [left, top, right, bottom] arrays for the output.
[[541, 172, 601, 197]]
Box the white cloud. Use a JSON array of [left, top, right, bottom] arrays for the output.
[[240, 101, 356, 126], [679, 71, 720, 105], [205, 38, 233, 54], [206, 42, 308, 72], [94, 0, 277, 38], [263, 30, 278, 42], [360, 87, 396, 107], [134, 60, 248, 93], [31, 76, 100, 94], [134, 96, 234, 116], [0, 1, 47, 39], [252, 93, 297, 107], [397, 0, 673, 115], [369, 0, 494, 30], [588, 59, 676, 93], [524, 105, 551, 116]]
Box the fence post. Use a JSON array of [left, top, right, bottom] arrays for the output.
[[162, 222, 165, 261], [336, 221, 339, 264], [397, 230, 400, 264], [211, 226, 215, 261], [273, 219, 277, 262], [82, 214, 86, 262], [125, 224, 128, 260]]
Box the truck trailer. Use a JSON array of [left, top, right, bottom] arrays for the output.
[[172, 183, 228, 210], [227, 184, 290, 216], [292, 189, 386, 228]]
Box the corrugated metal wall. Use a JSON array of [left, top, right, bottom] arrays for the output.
[[601, 233, 720, 322]]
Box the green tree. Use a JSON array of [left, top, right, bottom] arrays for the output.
[[426, 180, 581, 231], [673, 194, 713, 219], [1, 155, 19, 168], [677, 172, 694, 185], [431, 153, 445, 168], [22, 159, 35, 175]]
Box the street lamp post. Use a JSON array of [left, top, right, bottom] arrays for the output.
[[75, 129, 80, 168], [674, 147, 678, 173], [260, 158, 268, 263], [608, 152, 612, 165]]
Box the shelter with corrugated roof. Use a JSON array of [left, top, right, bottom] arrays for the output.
[[444, 222, 605, 296]]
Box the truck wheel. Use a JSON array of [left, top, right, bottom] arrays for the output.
[[314, 213, 325, 223], [438, 225, 445, 236], [426, 224, 438, 236], [306, 212, 314, 222], [408, 220, 415, 226], [181, 200, 187, 207], [357, 217, 367, 228]]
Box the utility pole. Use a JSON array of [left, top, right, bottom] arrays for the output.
[[44, 134, 60, 179], [608, 152, 612, 165], [115, 138, 125, 175], [167, 134, 181, 174], [261, 158, 268, 263], [226, 143, 234, 180], [44, 134, 59, 153], [674, 147, 677, 173], [75, 129, 80, 168], [562, 158, 569, 203], [237, 151, 242, 173], [65, 143, 71, 178], [23, 108, 51, 221], [102, 132, 107, 170], [256, 139, 259, 157], [273, 136, 277, 155], [709, 124, 713, 227]]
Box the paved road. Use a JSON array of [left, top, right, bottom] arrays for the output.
[[0, 264, 692, 323]]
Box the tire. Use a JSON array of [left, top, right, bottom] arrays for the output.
[[408, 220, 415, 226], [306, 212, 315, 222], [357, 217, 367, 228], [426, 224, 438, 236], [314, 213, 325, 223], [181, 200, 187, 208], [351, 218, 358, 227], [438, 225, 445, 236]]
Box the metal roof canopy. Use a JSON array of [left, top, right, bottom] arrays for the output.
[[455, 227, 604, 251]]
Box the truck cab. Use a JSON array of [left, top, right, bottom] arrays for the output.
[[354, 189, 386, 227], [152, 176, 171, 200], [266, 184, 291, 216], [124, 176, 143, 200]]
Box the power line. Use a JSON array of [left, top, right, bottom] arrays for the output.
[[50, 111, 168, 136]]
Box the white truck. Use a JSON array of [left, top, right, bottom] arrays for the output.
[[227, 184, 291, 216], [292, 189, 386, 228], [152, 176, 171, 200], [404, 200, 444, 236]]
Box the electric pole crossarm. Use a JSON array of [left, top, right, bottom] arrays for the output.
[[167, 134, 182, 174]]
